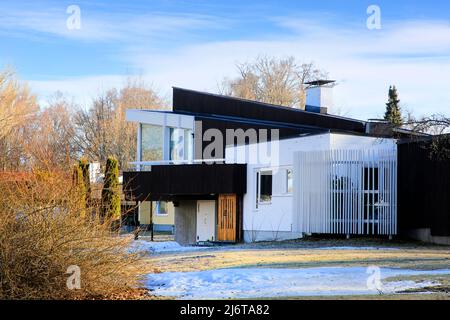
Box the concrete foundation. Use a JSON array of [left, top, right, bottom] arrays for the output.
[[404, 228, 450, 246], [243, 230, 303, 243], [174, 201, 197, 245]]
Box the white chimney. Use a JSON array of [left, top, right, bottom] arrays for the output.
[[305, 80, 335, 114]]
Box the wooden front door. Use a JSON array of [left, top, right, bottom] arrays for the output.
[[217, 194, 237, 242]]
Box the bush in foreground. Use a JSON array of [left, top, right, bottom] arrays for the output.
[[0, 170, 144, 300]]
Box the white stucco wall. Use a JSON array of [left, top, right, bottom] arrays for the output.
[[226, 133, 331, 242]]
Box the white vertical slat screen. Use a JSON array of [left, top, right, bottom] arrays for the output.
[[293, 148, 397, 235]]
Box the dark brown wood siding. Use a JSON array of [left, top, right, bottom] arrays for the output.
[[173, 87, 366, 133], [398, 139, 450, 237], [123, 164, 246, 202]]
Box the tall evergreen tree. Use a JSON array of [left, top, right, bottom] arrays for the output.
[[78, 158, 91, 207], [384, 86, 403, 127], [101, 156, 121, 221], [72, 164, 87, 218]]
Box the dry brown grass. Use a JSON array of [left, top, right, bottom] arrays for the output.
[[145, 243, 450, 300], [149, 246, 450, 273], [0, 170, 146, 300]]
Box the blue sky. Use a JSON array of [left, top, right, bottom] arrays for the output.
[[1, 0, 450, 119]]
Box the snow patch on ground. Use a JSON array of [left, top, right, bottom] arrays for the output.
[[145, 267, 450, 299], [131, 240, 210, 254]]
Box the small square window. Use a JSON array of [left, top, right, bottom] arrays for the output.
[[154, 201, 168, 216]]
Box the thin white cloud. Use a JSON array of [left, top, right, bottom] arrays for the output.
[[0, 6, 227, 42], [23, 12, 450, 120], [118, 18, 450, 119], [274, 16, 450, 57], [29, 75, 125, 108]]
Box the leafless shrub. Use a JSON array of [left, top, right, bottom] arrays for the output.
[[0, 170, 145, 300]]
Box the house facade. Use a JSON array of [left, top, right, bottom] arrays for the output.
[[123, 85, 449, 245], [227, 133, 397, 242], [137, 201, 175, 233]]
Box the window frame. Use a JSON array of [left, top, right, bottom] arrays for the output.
[[139, 123, 194, 164], [255, 169, 273, 208], [154, 201, 169, 216]]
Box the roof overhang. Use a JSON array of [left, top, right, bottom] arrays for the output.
[[126, 109, 195, 130]]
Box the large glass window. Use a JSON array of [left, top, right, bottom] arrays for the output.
[[170, 128, 185, 161], [170, 128, 194, 161], [141, 124, 163, 161], [140, 123, 193, 164], [184, 129, 193, 161]]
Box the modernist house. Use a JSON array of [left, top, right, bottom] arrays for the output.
[[124, 83, 450, 245]]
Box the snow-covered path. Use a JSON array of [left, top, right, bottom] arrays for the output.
[[130, 239, 211, 254], [145, 267, 450, 299]]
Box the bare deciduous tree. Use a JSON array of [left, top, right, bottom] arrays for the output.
[[404, 113, 450, 135], [74, 79, 167, 169], [219, 56, 328, 109], [0, 68, 37, 138], [403, 112, 450, 160], [27, 92, 78, 170], [0, 68, 38, 170]]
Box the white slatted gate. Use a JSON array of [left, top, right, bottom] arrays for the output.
[[293, 148, 397, 235]]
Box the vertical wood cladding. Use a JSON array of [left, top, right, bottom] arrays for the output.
[[397, 139, 450, 237], [123, 164, 247, 202], [173, 87, 366, 133]]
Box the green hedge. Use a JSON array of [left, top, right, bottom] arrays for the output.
[[101, 156, 120, 221]]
